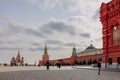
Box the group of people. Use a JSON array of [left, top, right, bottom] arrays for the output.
[[45, 60, 101, 75], [45, 61, 61, 70]]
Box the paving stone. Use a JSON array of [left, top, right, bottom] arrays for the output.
[[0, 66, 119, 80]]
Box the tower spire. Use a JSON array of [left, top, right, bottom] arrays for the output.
[[44, 44, 48, 55], [17, 49, 21, 63], [42, 44, 49, 65], [18, 49, 20, 56]]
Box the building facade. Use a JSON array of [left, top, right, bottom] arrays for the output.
[[100, 0, 120, 69], [76, 44, 102, 66]]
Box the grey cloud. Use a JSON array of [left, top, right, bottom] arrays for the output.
[[25, 28, 46, 38], [8, 23, 24, 33], [32, 42, 41, 46], [0, 39, 6, 44], [92, 8, 100, 20], [29, 46, 63, 51], [28, 0, 78, 11], [49, 47, 64, 50], [45, 39, 62, 45], [29, 47, 43, 51], [7, 22, 46, 38], [40, 21, 76, 35], [67, 16, 90, 30], [26, 0, 103, 15], [39, 26, 53, 35], [0, 47, 18, 50], [94, 38, 102, 41], [79, 33, 90, 38], [29, 48, 36, 51], [63, 42, 78, 47], [68, 16, 83, 22]]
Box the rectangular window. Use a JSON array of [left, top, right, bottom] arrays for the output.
[[108, 58, 112, 65]]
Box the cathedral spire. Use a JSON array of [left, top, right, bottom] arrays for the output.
[[17, 49, 21, 63], [18, 49, 20, 57]]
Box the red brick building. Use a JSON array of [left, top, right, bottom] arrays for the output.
[[100, 0, 120, 69]]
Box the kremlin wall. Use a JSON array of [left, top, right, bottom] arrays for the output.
[[39, 44, 103, 67]]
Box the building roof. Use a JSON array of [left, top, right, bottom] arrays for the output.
[[85, 44, 96, 50]]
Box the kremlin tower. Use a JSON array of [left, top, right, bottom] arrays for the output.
[[71, 46, 77, 65], [39, 45, 49, 65]]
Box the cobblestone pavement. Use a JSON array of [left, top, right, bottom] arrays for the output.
[[0, 66, 119, 80]]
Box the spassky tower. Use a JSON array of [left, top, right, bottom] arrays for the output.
[[42, 45, 49, 65]]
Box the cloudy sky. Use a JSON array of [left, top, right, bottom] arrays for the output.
[[0, 0, 111, 64]]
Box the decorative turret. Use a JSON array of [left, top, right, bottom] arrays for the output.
[[72, 46, 76, 56], [71, 46, 77, 65], [20, 57, 24, 66]]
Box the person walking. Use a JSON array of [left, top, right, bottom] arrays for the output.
[[46, 60, 50, 70], [56, 63, 61, 69], [97, 60, 101, 75]]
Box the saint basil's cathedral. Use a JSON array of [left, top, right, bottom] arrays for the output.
[[10, 50, 24, 66]]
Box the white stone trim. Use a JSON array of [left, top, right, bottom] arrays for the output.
[[108, 63, 118, 69], [102, 63, 120, 69], [101, 63, 109, 69], [117, 63, 120, 69], [101, 63, 105, 68]]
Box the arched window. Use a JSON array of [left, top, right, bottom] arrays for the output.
[[113, 25, 120, 45]]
